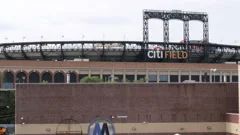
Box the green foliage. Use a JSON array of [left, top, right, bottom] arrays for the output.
[[0, 73, 5, 83], [134, 77, 147, 83], [42, 80, 48, 83], [0, 91, 15, 124], [80, 76, 103, 83], [122, 78, 131, 82]]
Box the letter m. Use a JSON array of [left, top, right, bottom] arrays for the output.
[[93, 123, 110, 135]]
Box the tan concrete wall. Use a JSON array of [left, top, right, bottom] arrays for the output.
[[15, 122, 227, 134]]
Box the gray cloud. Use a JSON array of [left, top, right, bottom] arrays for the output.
[[0, 0, 240, 44]]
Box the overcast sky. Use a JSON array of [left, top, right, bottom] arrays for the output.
[[0, 0, 240, 44]]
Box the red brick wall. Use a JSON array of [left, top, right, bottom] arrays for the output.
[[225, 113, 239, 123], [16, 83, 238, 124]]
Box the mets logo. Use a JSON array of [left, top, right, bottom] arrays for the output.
[[88, 117, 115, 135]]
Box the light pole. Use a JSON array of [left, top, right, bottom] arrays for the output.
[[210, 68, 217, 82], [5, 37, 7, 42], [81, 34, 85, 41], [23, 37, 26, 42], [41, 36, 43, 41]]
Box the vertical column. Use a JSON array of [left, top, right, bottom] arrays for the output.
[[143, 13, 149, 62], [203, 15, 209, 42], [26, 72, 29, 83], [230, 71, 233, 82], [163, 20, 169, 43], [64, 72, 67, 83], [157, 71, 160, 83], [100, 70, 103, 79], [146, 70, 149, 83], [67, 73, 70, 83], [183, 21, 189, 42], [143, 13, 149, 43], [52, 71, 54, 83], [210, 71, 212, 83], [178, 71, 181, 83], [76, 72, 79, 83], [199, 71, 202, 82], [39, 72, 42, 83], [184, 20, 189, 63], [88, 70, 91, 77], [189, 70, 192, 80], [238, 65, 240, 123], [111, 69, 114, 82], [168, 70, 170, 83], [219, 71, 222, 82], [123, 70, 126, 82], [134, 70, 137, 82]]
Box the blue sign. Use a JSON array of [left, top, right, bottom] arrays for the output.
[[88, 117, 115, 135]]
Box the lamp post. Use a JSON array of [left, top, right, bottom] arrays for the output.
[[81, 35, 85, 40], [41, 36, 43, 41], [5, 37, 7, 42], [23, 37, 26, 42], [210, 68, 217, 82]]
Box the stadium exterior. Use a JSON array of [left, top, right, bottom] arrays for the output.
[[0, 60, 238, 89], [1, 9, 240, 135]]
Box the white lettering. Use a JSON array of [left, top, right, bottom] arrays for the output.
[[147, 51, 154, 58], [147, 50, 163, 59]]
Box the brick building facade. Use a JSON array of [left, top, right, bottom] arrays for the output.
[[15, 83, 239, 135], [0, 60, 238, 89]]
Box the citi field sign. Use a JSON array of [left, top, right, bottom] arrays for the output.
[[147, 46, 188, 59]]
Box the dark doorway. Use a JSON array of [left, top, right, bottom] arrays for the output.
[[68, 73, 77, 83], [3, 72, 14, 89], [16, 72, 27, 83], [54, 72, 65, 83], [42, 72, 52, 83], [29, 72, 40, 83]]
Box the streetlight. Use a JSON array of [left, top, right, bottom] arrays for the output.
[[23, 37, 26, 42], [4, 37, 8, 43], [210, 68, 217, 82], [81, 34, 85, 40]]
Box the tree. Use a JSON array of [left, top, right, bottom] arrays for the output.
[[0, 73, 5, 88], [122, 78, 131, 83], [80, 76, 103, 83], [42, 80, 48, 83], [134, 77, 148, 83], [0, 91, 15, 124], [0, 73, 5, 82]]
